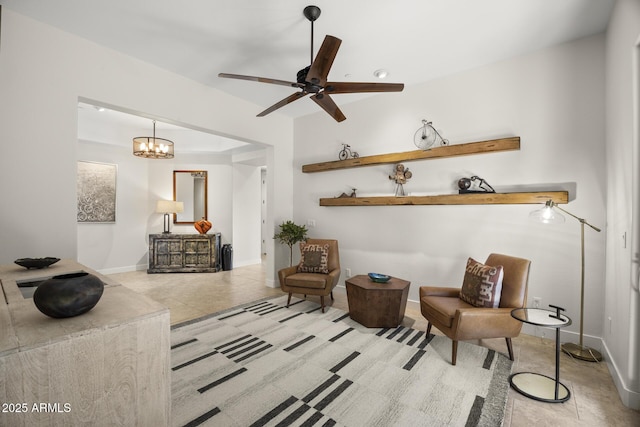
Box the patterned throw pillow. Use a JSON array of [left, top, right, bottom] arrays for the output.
[[459, 257, 504, 308], [297, 243, 330, 274]]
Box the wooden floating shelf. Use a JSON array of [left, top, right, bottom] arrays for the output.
[[319, 191, 568, 207], [303, 137, 520, 173]]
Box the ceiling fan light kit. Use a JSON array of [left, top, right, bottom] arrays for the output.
[[218, 5, 404, 122]]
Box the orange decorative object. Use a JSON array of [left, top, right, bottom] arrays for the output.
[[194, 218, 212, 234]]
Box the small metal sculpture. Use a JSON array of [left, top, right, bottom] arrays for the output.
[[337, 188, 357, 198], [458, 176, 495, 193], [338, 143, 359, 160], [389, 164, 412, 196], [414, 119, 449, 150]]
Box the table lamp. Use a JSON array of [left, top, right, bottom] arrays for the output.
[[529, 200, 602, 362], [156, 200, 184, 234]]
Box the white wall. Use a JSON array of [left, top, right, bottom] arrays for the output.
[[0, 9, 294, 282], [76, 141, 151, 272], [77, 139, 268, 274], [233, 163, 263, 267], [147, 153, 234, 243], [77, 140, 241, 273], [604, 0, 640, 410], [294, 34, 607, 348]]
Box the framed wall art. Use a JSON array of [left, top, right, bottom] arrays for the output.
[[77, 161, 117, 223]]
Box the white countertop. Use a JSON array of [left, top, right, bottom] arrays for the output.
[[0, 259, 168, 356]]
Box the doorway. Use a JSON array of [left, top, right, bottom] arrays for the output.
[[261, 168, 267, 256]]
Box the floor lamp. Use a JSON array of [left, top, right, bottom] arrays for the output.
[[529, 200, 602, 362]]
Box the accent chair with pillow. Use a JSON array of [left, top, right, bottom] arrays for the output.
[[419, 253, 531, 365], [278, 239, 341, 313]]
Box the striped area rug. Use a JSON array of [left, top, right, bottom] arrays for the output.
[[171, 295, 512, 427]]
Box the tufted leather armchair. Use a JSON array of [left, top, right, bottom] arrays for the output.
[[278, 239, 341, 313], [419, 253, 531, 365]]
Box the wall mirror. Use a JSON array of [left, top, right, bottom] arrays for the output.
[[173, 170, 208, 224]]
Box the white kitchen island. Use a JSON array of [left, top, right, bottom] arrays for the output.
[[0, 259, 170, 426]]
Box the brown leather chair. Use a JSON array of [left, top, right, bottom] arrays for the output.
[[419, 253, 531, 365], [278, 239, 341, 313]]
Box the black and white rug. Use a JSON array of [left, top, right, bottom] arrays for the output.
[[171, 296, 512, 427]]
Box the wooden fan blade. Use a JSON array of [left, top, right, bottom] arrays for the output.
[[306, 35, 342, 87], [324, 82, 405, 94], [218, 73, 303, 88], [257, 92, 308, 117], [311, 93, 346, 122]]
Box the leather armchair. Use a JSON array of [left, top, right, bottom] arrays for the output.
[[278, 239, 341, 313], [419, 253, 531, 365]]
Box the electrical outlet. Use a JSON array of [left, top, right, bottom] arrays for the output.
[[533, 297, 542, 308], [345, 268, 351, 278]]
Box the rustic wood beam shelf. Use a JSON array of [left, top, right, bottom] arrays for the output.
[[319, 191, 568, 206], [303, 137, 520, 173]]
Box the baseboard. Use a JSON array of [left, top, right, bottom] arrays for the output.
[[265, 278, 276, 288], [602, 340, 640, 410], [97, 264, 147, 275], [234, 258, 263, 268], [520, 325, 603, 350]]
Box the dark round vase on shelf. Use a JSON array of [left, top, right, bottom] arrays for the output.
[[458, 178, 471, 191], [33, 272, 104, 318]]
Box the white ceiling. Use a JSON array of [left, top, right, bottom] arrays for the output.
[[3, 0, 615, 151], [77, 102, 252, 154]]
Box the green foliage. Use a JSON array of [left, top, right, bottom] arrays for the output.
[[273, 220, 308, 266]]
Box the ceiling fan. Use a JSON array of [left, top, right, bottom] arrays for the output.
[[218, 5, 404, 122]]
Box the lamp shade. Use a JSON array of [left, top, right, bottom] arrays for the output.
[[529, 200, 565, 224], [156, 200, 184, 214]]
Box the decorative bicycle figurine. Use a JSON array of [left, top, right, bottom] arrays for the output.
[[414, 119, 449, 150], [338, 143, 359, 160]]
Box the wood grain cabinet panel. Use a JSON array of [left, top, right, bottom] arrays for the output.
[[148, 233, 221, 273]]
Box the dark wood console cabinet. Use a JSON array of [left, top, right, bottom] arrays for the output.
[[148, 233, 221, 273]]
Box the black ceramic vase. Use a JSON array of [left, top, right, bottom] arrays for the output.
[[33, 272, 104, 318]]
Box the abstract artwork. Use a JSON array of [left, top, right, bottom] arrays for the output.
[[77, 161, 117, 223]]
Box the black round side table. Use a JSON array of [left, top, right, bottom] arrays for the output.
[[509, 306, 572, 403]]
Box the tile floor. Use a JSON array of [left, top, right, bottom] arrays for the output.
[[110, 261, 640, 426]]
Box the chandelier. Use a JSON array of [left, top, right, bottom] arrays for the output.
[[132, 120, 174, 159]]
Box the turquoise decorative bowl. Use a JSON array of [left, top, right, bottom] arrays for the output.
[[368, 272, 391, 283]]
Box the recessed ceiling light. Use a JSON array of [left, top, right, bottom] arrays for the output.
[[373, 69, 388, 79]]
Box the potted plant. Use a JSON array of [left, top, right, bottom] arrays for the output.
[[274, 220, 308, 266]]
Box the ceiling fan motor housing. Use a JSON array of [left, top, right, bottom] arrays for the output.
[[297, 66, 322, 93], [297, 66, 310, 84], [303, 6, 321, 22]]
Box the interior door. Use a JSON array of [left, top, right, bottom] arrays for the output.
[[261, 168, 267, 255]]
